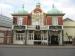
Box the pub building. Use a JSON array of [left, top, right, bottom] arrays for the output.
[[12, 3, 65, 45]]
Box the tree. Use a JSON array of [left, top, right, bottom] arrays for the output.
[[66, 32, 72, 43]]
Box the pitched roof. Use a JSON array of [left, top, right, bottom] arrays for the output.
[[0, 15, 12, 28], [64, 18, 74, 22]]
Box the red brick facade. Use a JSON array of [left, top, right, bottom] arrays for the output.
[[34, 8, 42, 13], [13, 16, 17, 25], [46, 16, 52, 25], [58, 16, 63, 25], [23, 16, 28, 25], [23, 16, 31, 25], [4, 31, 13, 44], [43, 16, 46, 25]]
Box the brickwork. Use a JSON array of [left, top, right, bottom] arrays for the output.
[[46, 16, 52, 25], [4, 31, 12, 44], [58, 16, 63, 25]]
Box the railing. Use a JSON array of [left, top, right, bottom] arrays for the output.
[[12, 25, 26, 30], [40, 25, 49, 30], [48, 25, 63, 30], [27, 25, 35, 30], [12, 25, 64, 30], [27, 25, 49, 30]]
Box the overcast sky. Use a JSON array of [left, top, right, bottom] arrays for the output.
[[0, 0, 75, 20]]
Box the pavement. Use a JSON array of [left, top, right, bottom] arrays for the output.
[[0, 44, 75, 48]]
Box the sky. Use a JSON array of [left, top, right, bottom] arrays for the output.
[[0, 0, 75, 20]]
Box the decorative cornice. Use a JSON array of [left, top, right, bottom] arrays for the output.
[[12, 14, 29, 16], [46, 14, 65, 16]]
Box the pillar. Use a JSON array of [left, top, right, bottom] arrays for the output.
[[59, 30, 63, 45], [48, 31, 51, 45], [25, 31, 27, 45], [13, 31, 16, 44], [26, 31, 29, 45], [33, 31, 34, 40], [47, 31, 48, 45]]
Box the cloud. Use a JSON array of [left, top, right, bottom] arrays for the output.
[[0, 3, 14, 18], [0, 0, 75, 20], [41, 0, 75, 20]]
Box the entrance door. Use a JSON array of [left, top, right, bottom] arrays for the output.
[[34, 31, 41, 45], [51, 35, 59, 45]]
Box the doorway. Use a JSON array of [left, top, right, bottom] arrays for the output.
[[34, 31, 41, 45], [34, 31, 41, 40], [51, 35, 59, 45]]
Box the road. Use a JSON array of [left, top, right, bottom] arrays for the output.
[[0, 47, 75, 56]]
